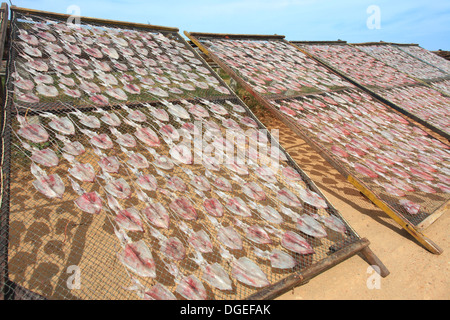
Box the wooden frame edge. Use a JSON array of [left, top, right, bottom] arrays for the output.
[[11, 5, 179, 32]]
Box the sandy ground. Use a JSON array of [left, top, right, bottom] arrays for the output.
[[252, 109, 450, 300]]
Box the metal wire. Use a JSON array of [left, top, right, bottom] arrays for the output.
[[296, 43, 419, 90], [1, 10, 361, 300], [269, 89, 450, 227], [357, 44, 448, 82], [396, 45, 450, 74], [192, 36, 450, 230], [375, 84, 450, 136]]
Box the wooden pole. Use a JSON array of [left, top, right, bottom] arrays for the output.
[[246, 238, 373, 300], [10, 5, 178, 32]]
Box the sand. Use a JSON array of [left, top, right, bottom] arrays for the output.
[[250, 109, 449, 300]]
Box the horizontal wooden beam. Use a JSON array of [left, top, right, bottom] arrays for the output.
[[10, 5, 179, 32], [291, 40, 347, 45], [350, 41, 419, 47], [246, 238, 373, 300], [187, 31, 285, 40]]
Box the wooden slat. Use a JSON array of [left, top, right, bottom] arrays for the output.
[[11, 5, 178, 32], [347, 175, 443, 255], [0, 2, 9, 102], [350, 41, 419, 47], [0, 2, 9, 300], [188, 31, 285, 40], [417, 200, 450, 230], [246, 238, 372, 300], [291, 40, 347, 45]]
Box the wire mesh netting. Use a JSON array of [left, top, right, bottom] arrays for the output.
[[187, 34, 450, 233], [294, 43, 419, 91], [269, 89, 450, 227], [396, 45, 450, 74], [198, 37, 355, 100], [427, 78, 450, 96], [296, 42, 450, 138], [356, 44, 448, 82], [375, 83, 450, 136], [0, 9, 365, 300]]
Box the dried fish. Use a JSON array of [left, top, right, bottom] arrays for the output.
[[142, 202, 170, 229], [234, 219, 272, 245], [188, 230, 214, 254], [74, 191, 103, 214], [141, 282, 176, 300], [160, 237, 186, 261], [202, 262, 233, 291], [315, 214, 346, 234], [32, 173, 65, 199], [169, 144, 193, 165], [134, 127, 161, 147], [217, 225, 242, 250], [106, 88, 128, 101], [136, 173, 158, 191], [399, 199, 420, 215], [242, 181, 266, 201], [212, 176, 232, 192], [175, 275, 207, 300], [29, 148, 59, 167], [169, 196, 197, 220], [116, 207, 144, 232], [118, 240, 156, 278], [160, 124, 180, 141], [167, 176, 187, 192], [190, 175, 211, 192], [104, 176, 131, 199], [226, 197, 252, 217], [231, 257, 269, 288], [98, 155, 120, 173], [297, 188, 328, 209], [253, 247, 296, 269], [296, 214, 327, 238], [17, 116, 49, 143], [257, 205, 283, 224], [56, 134, 85, 156], [203, 198, 224, 217], [153, 155, 174, 170], [69, 163, 96, 183], [281, 230, 315, 255], [42, 113, 75, 135], [277, 188, 302, 207]]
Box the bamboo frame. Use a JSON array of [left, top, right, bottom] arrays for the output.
[[185, 31, 446, 255]]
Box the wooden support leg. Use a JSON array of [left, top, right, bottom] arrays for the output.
[[348, 176, 444, 255], [360, 246, 390, 278]]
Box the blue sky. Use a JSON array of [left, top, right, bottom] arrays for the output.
[[10, 0, 450, 50]]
